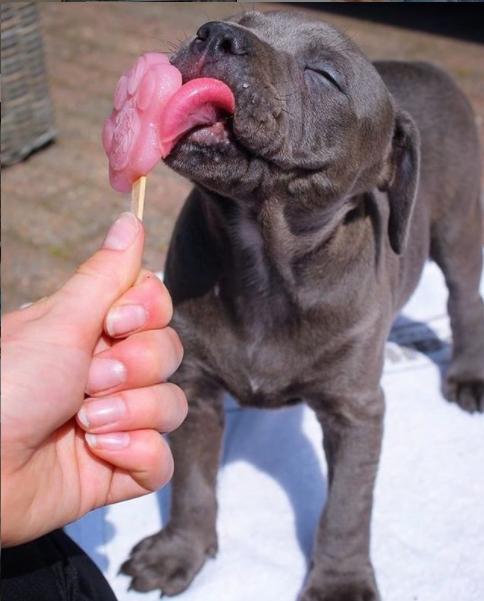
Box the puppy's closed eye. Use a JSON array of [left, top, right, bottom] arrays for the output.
[[304, 66, 345, 93]]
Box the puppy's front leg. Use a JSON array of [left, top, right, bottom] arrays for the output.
[[301, 391, 384, 601], [122, 389, 225, 596]]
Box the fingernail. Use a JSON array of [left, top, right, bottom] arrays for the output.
[[85, 432, 130, 450], [106, 304, 146, 337], [102, 212, 140, 251], [78, 396, 127, 428], [86, 358, 126, 394]]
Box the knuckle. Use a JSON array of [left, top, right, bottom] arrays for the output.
[[155, 383, 188, 431], [138, 271, 173, 325], [146, 329, 183, 376], [127, 329, 183, 381], [158, 282, 173, 324], [160, 438, 175, 483], [145, 434, 174, 489], [169, 383, 188, 417], [164, 327, 184, 364]]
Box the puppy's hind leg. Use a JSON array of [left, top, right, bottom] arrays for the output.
[[121, 388, 225, 595], [431, 193, 484, 413]]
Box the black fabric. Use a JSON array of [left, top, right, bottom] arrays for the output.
[[2, 529, 118, 601]]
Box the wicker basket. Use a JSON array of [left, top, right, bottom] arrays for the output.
[[1, 2, 56, 166]]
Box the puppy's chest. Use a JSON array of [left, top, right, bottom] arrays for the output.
[[203, 324, 325, 408], [176, 295, 357, 408]]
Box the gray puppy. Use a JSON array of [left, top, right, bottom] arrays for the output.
[[122, 11, 484, 600]]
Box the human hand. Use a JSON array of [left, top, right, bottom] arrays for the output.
[[1, 212, 187, 547]]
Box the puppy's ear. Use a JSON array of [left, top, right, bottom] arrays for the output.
[[379, 110, 420, 255]]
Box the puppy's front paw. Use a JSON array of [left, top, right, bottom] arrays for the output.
[[300, 582, 379, 601], [121, 528, 216, 595], [445, 376, 484, 413]]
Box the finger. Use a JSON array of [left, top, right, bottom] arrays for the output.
[[47, 212, 144, 353], [85, 429, 174, 495], [93, 332, 112, 355], [85, 328, 183, 397], [104, 270, 173, 339], [77, 383, 187, 434]]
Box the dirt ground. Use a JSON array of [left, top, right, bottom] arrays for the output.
[[2, 2, 484, 313]]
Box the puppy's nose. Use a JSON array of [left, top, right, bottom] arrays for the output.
[[195, 22, 248, 56]]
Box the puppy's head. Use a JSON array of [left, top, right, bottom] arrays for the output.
[[167, 10, 419, 254]]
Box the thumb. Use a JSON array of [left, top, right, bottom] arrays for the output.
[[48, 211, 145, 353]]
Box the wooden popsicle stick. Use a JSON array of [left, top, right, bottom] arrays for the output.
[[131, 176, 147, 221]]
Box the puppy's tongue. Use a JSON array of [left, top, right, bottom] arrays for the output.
[[159, 78, 235, 158], [103, 53, 234, 193]]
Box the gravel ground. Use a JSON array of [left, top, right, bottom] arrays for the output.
[[2, 1, 484, 312]]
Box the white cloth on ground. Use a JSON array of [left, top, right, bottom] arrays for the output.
[[67, 252, 484, 601]]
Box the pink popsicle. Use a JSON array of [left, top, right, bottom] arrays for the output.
[[102, 53, 235, 194], [102, 53, 182, 194]]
